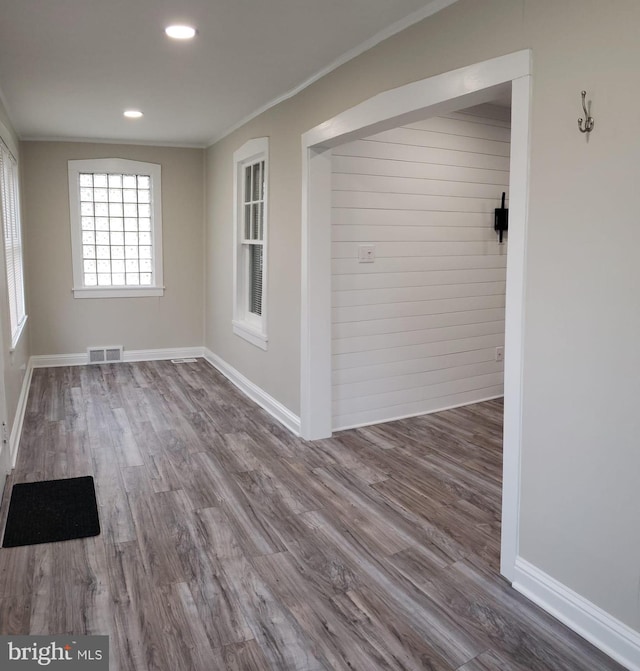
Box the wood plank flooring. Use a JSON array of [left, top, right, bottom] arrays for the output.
[[0, 360, 624, 670]]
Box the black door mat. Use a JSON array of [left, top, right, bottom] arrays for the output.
[[2, 475, 100, 548]]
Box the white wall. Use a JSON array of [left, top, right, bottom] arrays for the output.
[[0, 99, 29, 469], [331, 107, 510, 429], [205, 0, 640, 646], [23, 142, 205, 357]]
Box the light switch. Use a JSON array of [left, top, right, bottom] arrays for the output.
[[358, 244, 375, 263]]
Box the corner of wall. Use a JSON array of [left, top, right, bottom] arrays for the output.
[[202, 347, 300, 436], [513, 557, 640, 671]]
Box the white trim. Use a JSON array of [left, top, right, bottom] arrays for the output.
[[30, 347, 204, 368], [513, 558, 640, 671], [9, 358, 33, 468], [209, 0, 460, 144], [499, 71, 532, 581], [333, 394, 504, 433], [22, 136, 206, 150], [8, 313, 27, 353], [300, 51, 532, 588], [302, 51, 530, 149], [30, 353, 88, 368], [203, 348, 301, 436], [123, 347, 204, 363], [301, 145, 333, 439], [232, 320, 268, 350], [68, 157, 164, 297], [27, 347, 300, 435], [72, 287, 165, 299]]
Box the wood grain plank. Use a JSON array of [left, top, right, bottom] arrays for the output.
[[221, 639, 272, 671], [219, 556, 327, 670], [0, 361, 625, 671]]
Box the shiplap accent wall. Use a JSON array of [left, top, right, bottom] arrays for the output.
[[331, 105, 511, 430]]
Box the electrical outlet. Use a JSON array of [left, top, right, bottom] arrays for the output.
[[495, 346, 504, 362], [358, 245, 375, 263]]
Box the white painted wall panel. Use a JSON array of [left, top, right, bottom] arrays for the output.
[[334, 139, 510, 171], [332, 155, 509, 185], [334, 281, 507, 307], [331, 109, 510, 429], [333, 333, 505, 369]]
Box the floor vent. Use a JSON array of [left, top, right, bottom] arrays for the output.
[[87, 346, 123, 364], [171, 358, 198, 364]]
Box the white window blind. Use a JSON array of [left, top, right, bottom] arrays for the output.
[[0, 140, 26, 348]]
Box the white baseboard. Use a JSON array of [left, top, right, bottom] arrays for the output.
[[123, 347, 204, 363], [333, 393, 504, 432], [203, 348, 301, 436], [513, 557, 640, 670], [9, 360, 33, 468], [30, 347, 205, 368], [22, 347, 299, 471], [30, 353, 87, 367]]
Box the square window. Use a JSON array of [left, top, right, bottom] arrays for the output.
[[69, 158, 163, 297]]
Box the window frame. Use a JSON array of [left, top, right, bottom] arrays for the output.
[[232, 138, 268, 350], [0, 135, 27, 351], [68, 157, 164, 298]]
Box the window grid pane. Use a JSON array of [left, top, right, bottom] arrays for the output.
[[79, 172, 152, 287], [242, 160, 265, 242]]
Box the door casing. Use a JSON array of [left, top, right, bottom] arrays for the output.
[[300, 50, 533, 582]]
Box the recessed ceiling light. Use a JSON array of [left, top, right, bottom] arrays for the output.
[[123, 110, 143, 119], [165, 24, 196, 40]]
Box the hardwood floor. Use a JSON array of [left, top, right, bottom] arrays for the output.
[[0, 360, 624, 670]]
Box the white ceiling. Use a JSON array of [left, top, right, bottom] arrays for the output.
[[0, 0, 458, 148]]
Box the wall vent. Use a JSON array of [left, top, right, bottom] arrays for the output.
[[87, 346, 123, 364]]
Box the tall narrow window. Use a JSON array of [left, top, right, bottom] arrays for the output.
[[233, 138, 268, 349], [68, 158, 163, 298], [0, 139, 27, 348]]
